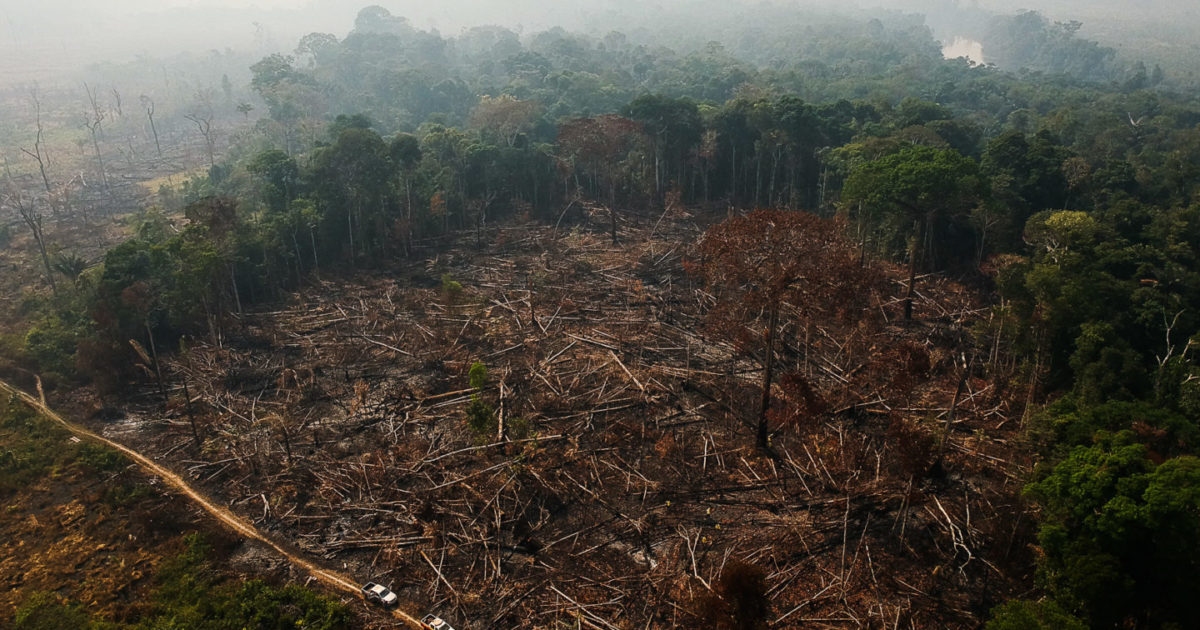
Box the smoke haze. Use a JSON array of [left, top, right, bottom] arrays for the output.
[[0, 0, 1194, 84]]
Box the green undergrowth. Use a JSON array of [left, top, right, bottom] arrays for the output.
[[13, 534, 351, 630], [3, 395, 350, 629], [0, 394, 126, 495]]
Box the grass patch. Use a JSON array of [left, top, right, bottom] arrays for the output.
[[14, 533, 351, 629], [2, 397, 350, 629], [0, 394, 105, 494], [138, 167, 208, 196], [0, 394, 132, 495]]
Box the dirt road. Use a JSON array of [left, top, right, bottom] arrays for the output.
[[0, 380, 426, 629]]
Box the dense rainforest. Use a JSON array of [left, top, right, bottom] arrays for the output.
[[4, 3, 1200, 628]]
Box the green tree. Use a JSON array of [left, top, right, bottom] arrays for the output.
[[624, 94, 702, 208], [1027, 433, 1200, 628], [1028, 398, 1199, 461], [841, 144, 985, 319], [310, 127, 392, 260], [465, 361, 496, 440], [247, 149, 300, 214]]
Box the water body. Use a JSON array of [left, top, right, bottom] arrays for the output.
[[942, 36, 985, 65]]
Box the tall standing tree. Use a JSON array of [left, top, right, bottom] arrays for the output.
[[185, 91, 218, 171], [557, 115, 646, 244], [625, 94, 702, 208], [310, 126, 391, 260], [82, 83, 110, 195], [140, 94, 162, 158], [841, 144, 985, 320], [691, 210, 872, 448], [21, 87, 54, 199], [247, 149, 300, 213], [6, 185, 56, 294], [389, 133, 422, 255]]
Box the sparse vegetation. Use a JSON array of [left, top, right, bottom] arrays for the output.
[[12, 534, 350, 630], [0, 397, 351, 628], [441, 274, 464, 302], [465, 360, 496, 440], [0, 394, 117, 493]]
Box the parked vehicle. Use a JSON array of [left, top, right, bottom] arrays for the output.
[[422, 614, 456, 630], [360, 582, 398, 608]]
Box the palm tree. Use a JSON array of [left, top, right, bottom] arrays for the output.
[[52, 252, 89, 289]]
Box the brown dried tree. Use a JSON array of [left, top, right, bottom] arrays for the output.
[[557, 115, 646, 244], [691, 209, 873, 448], [7, 185, 56, 294], [21, 87, 54, 199], [470, 95, 540, 147]]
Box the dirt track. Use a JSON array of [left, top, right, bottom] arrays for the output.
[[0, 379, 425, 629]]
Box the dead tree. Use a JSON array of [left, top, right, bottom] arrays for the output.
[[110, 88, 124, 118], [935, 353, 975, 468], [124, 283, 168, 405], [21, 87, 54, 200], [141, 95, 163, 158], [7, 185, 57, 294], [129, 336, 167, 406], [180, 341, 202, 447], [185, 92, 217, 170], [185, 112, 216, 170], [83, 82, 105, 138], [691, 210, 874, 449], [83, 84, 110, 194], [265, 412, 302, 466]]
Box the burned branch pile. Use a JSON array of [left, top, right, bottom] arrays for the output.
[[116, 208, 1031, 628]]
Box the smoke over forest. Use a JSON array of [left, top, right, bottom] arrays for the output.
[[2, 0, 1197, 85]]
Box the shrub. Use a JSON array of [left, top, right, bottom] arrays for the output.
[[13, 592, 91, 630], [465, 361, 496, 440], [888, 417, 935, 478], [441, 273, 463, 302], [986, 599, 1086, 630], [465, 396, 496, 440], [509, 416, 532, 440], [76, 442, 126, 473], [0, 397, 78, 494], [468, 361, 488, 390]]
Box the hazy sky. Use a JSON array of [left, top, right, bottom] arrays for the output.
[[0, 0, 1193, 85]]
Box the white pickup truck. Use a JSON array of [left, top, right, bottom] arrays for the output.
[[360, 583, 455, 629], [360, 582, 398, 608], [422, 614, 456, 630]]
